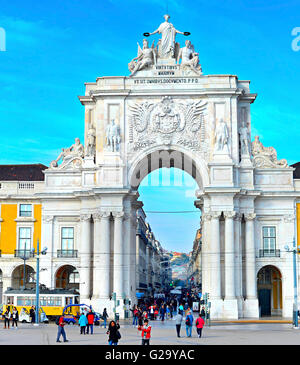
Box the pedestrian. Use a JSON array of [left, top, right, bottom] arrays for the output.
[[56, 313, 69, 343], [29, 306, 35, 324], [160, 304, 165, 322], [175, 311, 183, 338], [185, 311, 194, 337], [131, 305, 138, 327], [86, 309, 95, 335], [106, 320, 121, 345], [3, 308, 11, 329], [102, 308, 108, 329], [138, 308, 143, 327], [166, 305, 170, 319], [178, 303, 184, 315], [149, 305, 154, 320], [138, 319, 152, 345], [200, 306, 205, 318], [11, 307, 19, 329], [195, 313, 205, 338], [78, 312, 88, 334], [170, 303, 173, 318]]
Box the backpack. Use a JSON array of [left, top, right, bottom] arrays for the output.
[[55, 316, 61, 325], [185, 317, 191, 326]]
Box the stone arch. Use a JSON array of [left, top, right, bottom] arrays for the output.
[[128, 144, 209, 189], [257, 265, 282, 317], [11, 264, 35, 289], [55, 265, 79, 291]]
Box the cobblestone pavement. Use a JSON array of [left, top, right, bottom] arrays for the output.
[[1, 319, 300, 345]]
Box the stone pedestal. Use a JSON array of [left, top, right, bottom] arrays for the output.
[[243, 298, 259, 318], [223, 299, 239, 319]]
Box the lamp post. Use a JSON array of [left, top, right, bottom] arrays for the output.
[[34, 239, 47, 326]]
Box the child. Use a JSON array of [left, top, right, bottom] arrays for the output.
[[138, 319, 152, 345]]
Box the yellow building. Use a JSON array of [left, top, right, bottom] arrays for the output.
[[0, 164, 46, 300]]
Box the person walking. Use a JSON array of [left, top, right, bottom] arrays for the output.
[[56, 313, 69, 343], [185, 311, 194, 337], [86, 309, 95, 335], [3, 309, 11, 329], [78, 312, 88, 335], [138, 319, 152, 345], [200, 306, 205, 318], [101, 308, 108, 329], [107, 320, 121, 345], [11, 307, 19, 329], [195, 313, 205, 338], [175, 311, 183, 338], [131, 305, 138, 327]]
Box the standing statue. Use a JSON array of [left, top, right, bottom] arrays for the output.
[[85, 122, 96, 157], [128, 39, 156, 77], [239, 121, 250, 156], [214, 119, 229, 152], [148, 14, 185, 59], [177, 40, 202, 75], [105, 119, 121, 152]]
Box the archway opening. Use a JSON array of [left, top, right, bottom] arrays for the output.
[[11, 265, 35, 289], [55, 265, 79, 291], [257, 265, 282, 317], [134, 158, 202, 302]]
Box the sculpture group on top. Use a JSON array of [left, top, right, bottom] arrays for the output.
[[128, 14, 202, 76]]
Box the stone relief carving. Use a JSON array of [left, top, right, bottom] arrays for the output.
[[50, 138, 84, 170], [177, 40, 202, 75], [128, 96, 207, 152], [251, 136, 288, 168], [105, 119, 121, 152]]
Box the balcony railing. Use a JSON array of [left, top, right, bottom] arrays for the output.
[[14, 250, 35, 259], [57, 250, 78, 258], [259, 249, 280, 258]]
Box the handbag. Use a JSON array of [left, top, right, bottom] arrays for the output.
[[116, 330, 121, 340]]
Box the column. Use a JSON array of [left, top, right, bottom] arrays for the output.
[[99, 212, 111, 299], [224, 211, 236, 299], [79, 214, 92, 301], [234, 213, 243, 314], [245, 213, 257, 299], [113, 212, 124, 299], [244, 213, 259, 318], [201, 212, 212, 294], [41, 215, 54, 289], [123, 212, 131, 299], [92, 212, 101, 300], [210, 211, 221, 299]]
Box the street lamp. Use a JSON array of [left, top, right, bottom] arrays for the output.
[[34, 239, 47, 326]]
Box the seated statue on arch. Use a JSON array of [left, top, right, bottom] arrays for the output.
[[128, 39, 157, 77], [177, 40, 202, 75], [50, 138, 84, 169]]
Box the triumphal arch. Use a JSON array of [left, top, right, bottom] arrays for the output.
[[41, 15, 298, 319]]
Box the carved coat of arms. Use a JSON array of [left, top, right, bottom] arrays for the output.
[[128, 96, 207, 151]]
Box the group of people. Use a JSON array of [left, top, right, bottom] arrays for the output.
[[2, 307, 19, 329], [176, 303, 205, 338]]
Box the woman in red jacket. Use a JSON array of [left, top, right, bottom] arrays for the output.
[[195, 313, 205, 338], [138, 319, 152, 345]]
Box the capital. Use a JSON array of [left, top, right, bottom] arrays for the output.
[[42, 215, 54, 223], [80, 214, 91, 222], [112, 211, 124, 219], [202, 213, 212, 221], [211, 211, 222, 219], [244, 213, 256, 221], [224, 211, 236, 220]]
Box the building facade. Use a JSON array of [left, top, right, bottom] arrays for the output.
[[1, 16, 300, 319]]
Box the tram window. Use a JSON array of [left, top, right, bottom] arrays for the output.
[[40, 297, 47, 306], [54, 297, 62, 306]]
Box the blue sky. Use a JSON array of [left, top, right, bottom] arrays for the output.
[[0, 0, 299, 252]]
